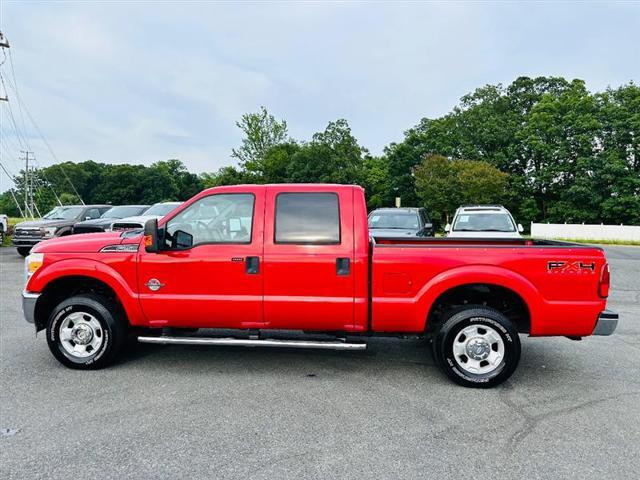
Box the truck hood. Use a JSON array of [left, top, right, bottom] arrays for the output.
[[32, 231, 140, 253], [15, 219, 75, 229], [74, 217, 118, 228]]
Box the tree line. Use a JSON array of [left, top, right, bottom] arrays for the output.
[[1, 76, 638, 230]]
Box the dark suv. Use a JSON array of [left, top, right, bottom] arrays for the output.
[[368, 207, 434, 238], [12, 205, 111, 256]]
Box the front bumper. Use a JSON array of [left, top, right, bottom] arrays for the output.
[[592, 310, 619, 336], [12, 237, 42, 247], [22, 291, 40, 324]]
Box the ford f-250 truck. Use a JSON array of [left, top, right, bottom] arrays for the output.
[[22, 184, 618, 388]]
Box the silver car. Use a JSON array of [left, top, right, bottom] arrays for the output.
[[446, 205, 524, 238]]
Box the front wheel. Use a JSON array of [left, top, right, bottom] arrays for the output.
[[433, 306, 521, 388], [46, 294, 128, 369], [17, 246, 31, 257]]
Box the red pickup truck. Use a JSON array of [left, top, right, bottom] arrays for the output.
[[22, 184, 618, 387]]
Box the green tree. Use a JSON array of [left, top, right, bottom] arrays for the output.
[[231, 106, 289, 175], [286, 119, 367, 184], [360, 156, 391, 209], [200, 166, 256, 188], [386, 76, 639, 226], [414, 155, 508, 228]]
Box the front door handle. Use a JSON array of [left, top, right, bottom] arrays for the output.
[[245, 256, 260, 274], [336, 257, 350, 276]]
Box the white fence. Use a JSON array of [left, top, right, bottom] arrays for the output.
[[531, 223, 640, 241]]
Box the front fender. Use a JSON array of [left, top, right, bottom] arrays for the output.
[[27, 258, 145, 326]]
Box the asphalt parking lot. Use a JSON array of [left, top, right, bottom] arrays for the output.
[[1, 245, 639, 479]]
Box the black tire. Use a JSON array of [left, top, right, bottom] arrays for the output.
[[433, 306, 521, 388], [17, 246, 31, 257], [46, 294, 128, 369]]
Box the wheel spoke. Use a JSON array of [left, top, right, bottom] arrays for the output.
[[60, 328, 73, 342], [89, 334, 102, 350], [452, 341, 466, 357], [465, 358, 481, 373], [487, 350, 503, 366], [484, 330, 501, 345]]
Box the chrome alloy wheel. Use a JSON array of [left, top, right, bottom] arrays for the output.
[[59, 312, 104, 358], [452, 324, 505, 375]]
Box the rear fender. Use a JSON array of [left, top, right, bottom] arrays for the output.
[[416, 265, 543, 333]]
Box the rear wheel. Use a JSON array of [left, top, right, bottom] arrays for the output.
[[17, 247, 31, 257], [46, 294, 128, 369], [433, 306, 520, 388]]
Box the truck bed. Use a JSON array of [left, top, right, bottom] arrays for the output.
[[370, 235, 607, 336]]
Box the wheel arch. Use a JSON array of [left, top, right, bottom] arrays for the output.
[[417, 265, 542, 335], [30, 260, 144, 331]]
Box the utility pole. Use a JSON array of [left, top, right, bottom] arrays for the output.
[[20, 150, 35, 218]]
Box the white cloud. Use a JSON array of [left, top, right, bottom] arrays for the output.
[[0, 0, 638, 180]]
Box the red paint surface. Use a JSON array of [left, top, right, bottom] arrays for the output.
[[28, 184, 610, 337]]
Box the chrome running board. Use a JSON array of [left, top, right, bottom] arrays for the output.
[[137, 335, 367, 351]]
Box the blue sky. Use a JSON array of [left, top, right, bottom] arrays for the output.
[[1, 1, 638, 185]]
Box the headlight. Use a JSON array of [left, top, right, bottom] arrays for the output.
[[25, 253, 44, 279], [42, 227, 58, 238]]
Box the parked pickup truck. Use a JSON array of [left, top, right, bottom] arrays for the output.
[[22, 184, 618, 387], [13, 205, 111, 256]]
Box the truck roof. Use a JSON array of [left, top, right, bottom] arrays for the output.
[[200, 183, 363, 196]]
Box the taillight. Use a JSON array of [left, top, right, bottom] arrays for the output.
[[598, 263, 610, 298]]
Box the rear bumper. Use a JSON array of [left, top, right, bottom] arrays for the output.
[[592, 310, 618, 336], [22, 291, 40, 324]]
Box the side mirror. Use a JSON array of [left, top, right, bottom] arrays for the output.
[[444, 223, 451, 232], [144, 219, 159, 253], [173, 229, 193, 249], [518, 223, 524, 233]]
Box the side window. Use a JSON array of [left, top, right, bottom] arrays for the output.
[[275, 193, 340, 244], [85, 208, 101, 220], [166, 194, 254, 246]]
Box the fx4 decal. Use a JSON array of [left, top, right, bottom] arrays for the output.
[[547, 261, 596, 274]]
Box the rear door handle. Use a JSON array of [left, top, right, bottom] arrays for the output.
[[245, 256, 260, 274], [336, 257, 350, 276]]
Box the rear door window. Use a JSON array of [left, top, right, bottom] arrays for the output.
[[275, 193, 340, 244]]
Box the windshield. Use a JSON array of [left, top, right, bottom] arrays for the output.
[[369, 211, 420, 230], [452, 212, 516, 232], [42, 206, 84, 220], [101, 206, 149, 219], [145, 203, 180, 216]]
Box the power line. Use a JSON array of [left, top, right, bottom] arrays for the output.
[[0, 161, 25, 217], [0, 74, 29, 148], [1, 32, 79, 205], [6, 49, 28, 135]]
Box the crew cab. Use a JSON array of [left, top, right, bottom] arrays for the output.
[[22, 184, 618, 388]]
